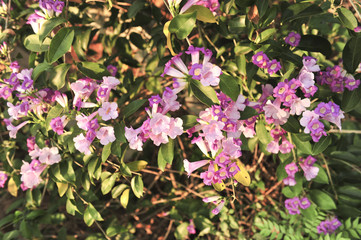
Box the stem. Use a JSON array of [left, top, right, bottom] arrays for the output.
[[287, 132, 297, 162], [5, 0, 11, 30], [320, 153, 338, 201], [327, 129, 361, 134], [200, 27, 225, 62], [94, 221, 111, 240]]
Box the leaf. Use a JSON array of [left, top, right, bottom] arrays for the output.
[[189, 78, 219, 107], [124, 99, 147, 118], [297, 35, 332, 57], [127, 160, 148, 172], [255, 0, 268, 19], [337, 7, 358, 30], [309, 190, 336, 210], [38, 17, 67, 41], [233, 160, 251, 186], [120, 188, 130, 208], [59, 160, 76, 183], [228, 15, 246, 33], [101, 173, 118, 195], [212, 181, 226, 191], [343, 36, 361, 73], [127, 0, 145, 18], [255, 28, 276, 44], [255, 120, 272, 145], [338, 186, 361, 199], [291, 133, 313, 155], [56, 182, 68, 197], [158, 139, 174, 171], [282, 4, 323, 22], [32, 62, 52, 80], [24, 34, 51, 52], [84, 203, 104, 227], [7, 177, 18, 197], [240, 106, 258, 120], [130, 175, 143, 198], [312, 135, 331, 155], [312, 164, 329, 184], [184, 5, 217, 23], [101, 143, 112, 162], [169, 12, 197, 40], [163, 21, 176, 56], [47, 27, 74, 63], [111, 184, 129, 199], [119, 162, 132, 177], [281, 115, 302, 133], [180, 115, 198, 130], [341, 87, 361, 112], [219, 73, 240, 102], [77, 61, 110, 80], [49, 63, 71, 89]]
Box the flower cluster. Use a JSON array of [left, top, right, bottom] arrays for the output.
[[285, 196, 311, 215], [21, 142, 61, 190], [27, 0, 64, 33], [179, 0, 220, 14], [267, 127, 294, 154], [162, 45, 222, 87], [125, 88, 183, 151], [252, 51, 282, 75], [285, 32, 301, 47], [283, 156, 319, 186], [317, 65, 360, 92], [300, 101, 344, 142], [317, 217, 342, 235]]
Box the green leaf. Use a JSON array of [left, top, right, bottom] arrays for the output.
[[341, 87, 361, 112], [127, 160, 148, 172], [255, 120, 272, 145], [180, 115, 198, 130], [309, 190, 336, 210], [111, 184, 129, 199], [343, 36, 361, 73], [312, 135, 331, 155], [120, 188, 130, 208], [282, 4, 323, 22], [38, 17, 67, 41], [49, 63, 71, 89], [228, 15, 246, 33], [312, 164, 329, 184], [101, 173, 118, 195], [337, 7, 358, 30], [119, 162, 132, 177], [56, 182, 68, 197], [32, 62, 52, 80], [130, 175, 143, 198], [47, 27, 74, 63], [292, 133, 313, 155], [297, 35, 332, 57], [281, 115, 302, 133], [189, 78, 219, 107], [169, 12, 197, 40], [219, 73, 240, 102], [127, 0, 145, 18], [84, 203, 104, 226], [124, 99, 147, 118], [77, 62, 110, 80], [24, 34, 51, 52], [338, 186, 361, 199], [255, 28, 276, 44], [158, 139, 174, 171], [184, 5, 217, 23], [102, 143, 112, 162], [255, 0, 268, 19], [60, 160, 76, 183], [130, 32, 146, 49], [240, 106, 258, 120]]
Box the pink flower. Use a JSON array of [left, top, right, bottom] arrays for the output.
[[0, 171, 8, 188], [149, 113, 171, 135], [279, 138, 293, 154], [187, 219, 196, 235], [50, 116, 67, 135], [222, 137, 241, 159], [6, 121, 29, 139], [125, 127, 143, 151], [211, 199, 225, 215], [300, 110, 319, 133], [183, 159, 209, 177], [202, 120, 225, 144], [38, 147, 61, 165], [20, 160, 44, 189], [267, 141, 280, 154], [298, 69, 315, 89], [96, 126, 116, 145], [290, 97, 310, 115], [202, 195, 221, 203], [26, 11, 46, 34], [283, 176, 297, 186], [285, 162, 298, 177], [98, 102, 118, 121], [263, 99, 289, 125], [302, 56, 320, 72], [168, 118, 183, 139], [73, 133, 92, 155], [76, 111, 98, 130]]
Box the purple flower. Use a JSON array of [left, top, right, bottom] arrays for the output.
[[214, 152, 230, 168], [183, 159, 209, 177], [345, 76, 360, 91], [252, 51, 269, 68], [273, 82, 290, 100], [50, 116, 66, 135], [279, 138, 293, 154], [317, 217, 342, 235], [285, 32, 301, 47], [27, 136, 36, 152], [354, 26, 361, 32], [226, 162, 240, 177], [187, 219, 196, 234], [285, 197, 301, 215], [299, 197, 311, 209], [267, 59, 282, 75], [285, 162, 298, 177], [107, 65, 117, 76], [314, 102, 331, 117], [211, 199, 225, 215]]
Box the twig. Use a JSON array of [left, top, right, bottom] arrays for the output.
[[163, 219, 174, 240], [350, 0, 361, 21], [327, 129, 361, 134], [200, 28, 225, 62], [95, 220, 111, 240], [5, 0, 11, 30], [320, 153, 338, 201]]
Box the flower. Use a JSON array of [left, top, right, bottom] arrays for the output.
[[20, 160, 45, 189], [299, 197, 311, 209], [285, 32, 301, 47], [317, 217, 342, 235], [38, 147, 61, 165], [187, 219, 196, 235], [285, 197, 301, 215], [211, 199, 225, 215], [267, 59, 282, 75], [73, 133, 92, 155], [50, 116, 67, 135], [252, 51, 269, 68], [96, 126, 116, 145], [6, 121, 29, 139], [98, 101, 118, 121], [0, 171, 8, 188], [184, 159, 210, 177]]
